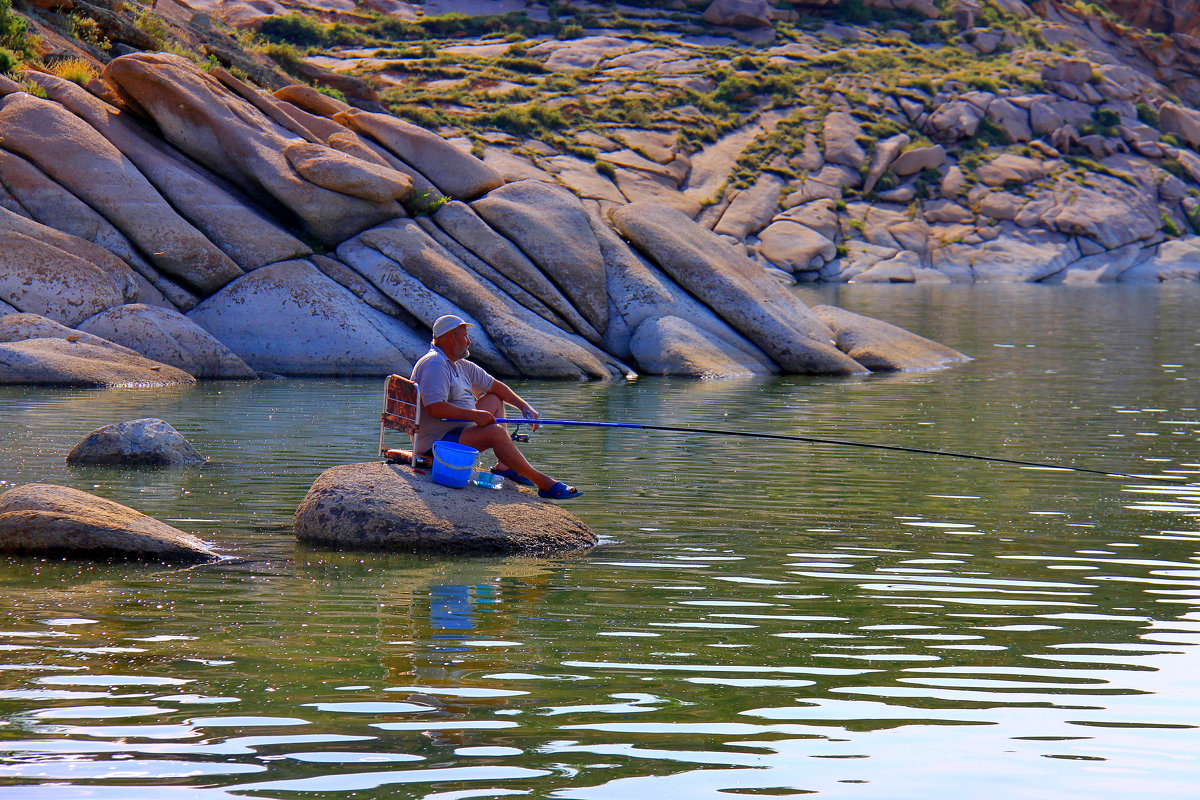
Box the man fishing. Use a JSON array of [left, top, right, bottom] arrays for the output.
[[411, 315, 582, 500]]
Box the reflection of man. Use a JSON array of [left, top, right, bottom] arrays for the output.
[[411, 315, 581, 500]]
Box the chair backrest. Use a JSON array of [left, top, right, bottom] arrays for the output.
[[379, 374, 421, 464]]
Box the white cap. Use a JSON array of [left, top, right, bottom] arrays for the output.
[[431, 314, 473, 338]]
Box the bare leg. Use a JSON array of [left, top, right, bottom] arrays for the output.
[[475, 392, 511, 472], [456, 423, 559, 491]]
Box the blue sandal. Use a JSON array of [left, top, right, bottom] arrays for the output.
[[491, 466, 535, 487], [538, 481, 582, 500]]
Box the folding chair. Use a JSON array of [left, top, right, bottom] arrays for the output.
[[379, 374, 431, 469]]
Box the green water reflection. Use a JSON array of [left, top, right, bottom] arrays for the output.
[[1, 285, 1198, 798]]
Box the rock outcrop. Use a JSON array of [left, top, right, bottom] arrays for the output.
[[294, 461, 596, 554], [103, 53, 402, 246], [66, 418, 206, 467], [77, 304, 257, 380], [0, 32, 986, 383], [812, 306, 972, 371], [0, 483, 217, 562], [188, 260, 427, 376], [0, 332, 196, 388], [612, 203, 867, 375]]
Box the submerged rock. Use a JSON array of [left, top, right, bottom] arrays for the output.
[[294, 461, 596, 554], [0, 483, 217, 562], [812, 306, 972, 371], [67, 418, 206, 467]]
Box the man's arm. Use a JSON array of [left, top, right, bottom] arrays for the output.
[[485, 380, 539, 426], [424, 400, 494, 427]]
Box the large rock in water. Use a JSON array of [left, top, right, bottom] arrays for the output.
[[0, 483, 216, 562], [294, 461, 596, 554], [78, 304, 257, 380], [66, 418, 205, 467], [0, 337, 196, 387], [811, 306, 971, 371], [611, 203, 867, 375]]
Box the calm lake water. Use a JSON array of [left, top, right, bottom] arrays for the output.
[[1, 284, 1198, 799]]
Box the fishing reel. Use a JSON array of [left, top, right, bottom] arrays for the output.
[[510, 422, 530, 443]]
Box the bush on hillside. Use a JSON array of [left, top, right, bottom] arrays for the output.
[[260, 14, 327, 48]]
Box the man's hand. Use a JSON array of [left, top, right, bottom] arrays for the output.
[[521, 404, 540, 432], [472, 409, 496, 427]]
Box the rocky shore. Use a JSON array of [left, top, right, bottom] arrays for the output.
[[3, 0, 1197, 381]]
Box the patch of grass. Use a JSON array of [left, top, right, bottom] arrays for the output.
[[69, 13, 110, 51], [0, 47, 18, 77], [134, 9, 171, 42], [1162, 156, 1187, 181], [476, 103, 565, 136], [0, 0, 35, 63], [1161, 211, 1182, 237], [967, 117, 1011, 148], [48, 57, 97, 86], [20, 74, 47, 97], [257, 42, 306, 78], [1065, 156, 1140, 187], [1136, 102, 1159, 127], [408, 188, 448, 216], [259, 13, 327, 47], [317, 85, 347, 103], [595, 160, 616, 179], [392, 104, 445, 129]]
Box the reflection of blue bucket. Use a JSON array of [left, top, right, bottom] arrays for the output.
[[431, 441, 479, 488]]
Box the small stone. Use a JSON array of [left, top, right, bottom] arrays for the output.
[[67, 418, 205, 467]]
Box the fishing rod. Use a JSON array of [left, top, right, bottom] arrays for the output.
[[466, 418, 1190, 484]]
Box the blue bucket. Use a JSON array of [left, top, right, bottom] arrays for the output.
[[430, 440, 479, 488]]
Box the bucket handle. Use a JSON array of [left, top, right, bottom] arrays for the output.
[[432, 447, 478, 473]]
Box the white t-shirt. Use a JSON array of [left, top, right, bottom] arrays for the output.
[[410, 345, 494, 454]]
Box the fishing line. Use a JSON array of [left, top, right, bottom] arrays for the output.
[[464, 418, 1190, 484]]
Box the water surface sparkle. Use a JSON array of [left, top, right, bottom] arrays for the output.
[[1, 285, 1199, 798]]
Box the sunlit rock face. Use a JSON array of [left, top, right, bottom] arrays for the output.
[[0, 42, 975, 380]]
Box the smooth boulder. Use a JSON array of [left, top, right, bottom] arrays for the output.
[[66, 418, 206, 467], [0, 338, 196, 387], [188, 259, 428, 375], [78, 304, 257, 380], [335, 109, 503, 200], [0, 91, 243, 294], [471, 180, 608, 332], [0, 228, 132, 327], [812, 306, 971, 371], [294, 461, 596, 554], [630, 315, 768, 378], [611, 202, 867, 375], [0, 483, 217, 562]]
